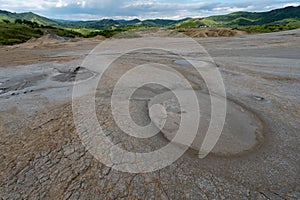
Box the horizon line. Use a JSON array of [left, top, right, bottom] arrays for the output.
[[1, 5, 299, 22]]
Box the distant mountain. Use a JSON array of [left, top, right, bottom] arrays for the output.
[[0, 5, 299, 29], [116, 19, 141, 25], [137, 19, 178, 27], [61, 19, 121, 29]]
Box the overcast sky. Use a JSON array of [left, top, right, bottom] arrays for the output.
[[0, 0, 299, 20]]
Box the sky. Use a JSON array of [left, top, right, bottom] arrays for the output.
[[0, 0, 299, 20]]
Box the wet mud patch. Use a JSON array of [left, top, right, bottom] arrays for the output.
[[51, 66, 95, 82], [0, 74, 47, 95]]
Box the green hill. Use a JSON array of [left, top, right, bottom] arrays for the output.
[[177, 6, 300, 28], [0, 6, 300, 45], [0, 21, 82, 45], [116, 19, 141, 25], [0, 10, 59, 26], [1, 6, 299, 29], [60, 19, 122, 29], [137, 19, 179, 27]]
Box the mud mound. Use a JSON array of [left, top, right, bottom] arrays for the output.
[[91, 35, 106, 40], [137, 28, 247, 38], [23, 31, 79, 48], [83, 35, 106, 41], [176, 28, 247, 38]]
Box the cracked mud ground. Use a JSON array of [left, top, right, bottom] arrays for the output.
[[0, 30, 300, 199]]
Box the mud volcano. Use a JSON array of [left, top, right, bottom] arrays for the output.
[[51, 66, 95, 82], [148, 90, 264, 156]]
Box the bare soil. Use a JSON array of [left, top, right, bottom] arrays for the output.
[[0, 29, 299, 199]]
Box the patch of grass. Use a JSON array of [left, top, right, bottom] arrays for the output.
[[0, 19, 143, 45], [0, 22, 41, 45], [68, 28, 97, 36], [239, 24, 299, 33], [112, 30, 141, 38], [45, 27, 82, 38], [0, 21, 82, 45], [271, 18, 300, 27], [85, 27, 138, 38]]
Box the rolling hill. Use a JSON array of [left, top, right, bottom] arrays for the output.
[[0, 6, 299, 30], [176, 6, 300, 28], [0, 5, 300, 45], [0, 10, 59, 26]]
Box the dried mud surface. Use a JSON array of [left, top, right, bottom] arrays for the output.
[[0, 29, 300, 199]]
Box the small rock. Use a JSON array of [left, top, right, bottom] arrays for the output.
[[103, 167, 111, 175], [253, 95, 265, 101], [63, 146, 75, 156]]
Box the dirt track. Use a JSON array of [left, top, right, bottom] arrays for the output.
[[0, 29, 299, 199]]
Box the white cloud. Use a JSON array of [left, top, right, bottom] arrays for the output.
[[56, 0, 68, 8], [212, 5, 255, 13], [0, 0, 298, 20], [283, 3, 300, 7], [0, 0, 57, 11]]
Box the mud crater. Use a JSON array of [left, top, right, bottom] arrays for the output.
[[148, 90, 264, 156], [51, 66, 95, 82]]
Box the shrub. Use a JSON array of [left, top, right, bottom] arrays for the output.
[[15, 19, 23, 24], [3, 19, 10, 24]]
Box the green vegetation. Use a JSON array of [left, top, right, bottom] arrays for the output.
[[0, 22, 41, 45], [112, 30, 141, 39], [0, 10, 59, 26], [176, 6, 300, 28], [0, 20, 82, 45], [0, 6, 300, 45], [0, 18, 140, 45], [175, 19, 206, 28], [85, 27, 138, 38], [136, 19, 179, 27], [1, 6, 299, 30], [68, 28, 96, 36], [60, 19, 121, 29], [68, 25, 143, 38], [239, 24, 299, 33]]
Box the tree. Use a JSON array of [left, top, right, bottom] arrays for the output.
[[15, 19, 23, 24], [3, 19, 10, 24]]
